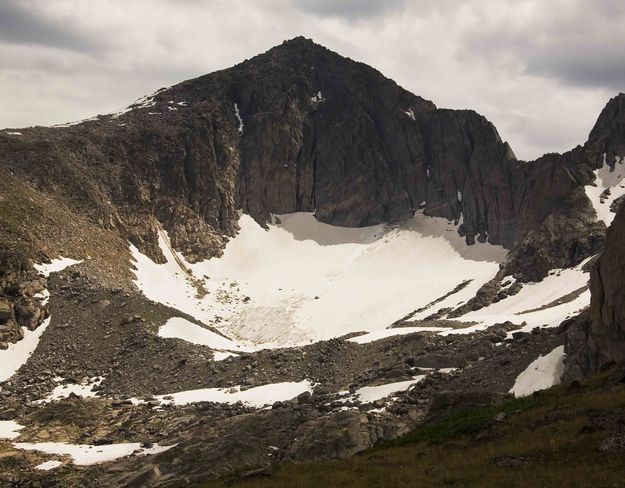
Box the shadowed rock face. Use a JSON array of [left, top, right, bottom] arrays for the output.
[[570, 202, 625, 376]]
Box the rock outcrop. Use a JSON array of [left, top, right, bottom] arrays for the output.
[[562, 94, 625, 379], [566, 201, 625, 378]]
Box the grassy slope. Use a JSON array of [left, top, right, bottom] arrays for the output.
[[199, 371, 625, 488]]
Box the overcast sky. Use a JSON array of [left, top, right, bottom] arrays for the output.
[[0, 0, 623, 160]]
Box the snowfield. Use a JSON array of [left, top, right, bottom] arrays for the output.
[[131, 212, 506, 349]]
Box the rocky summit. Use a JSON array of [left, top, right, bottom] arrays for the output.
[[1, 37, 625, 487]]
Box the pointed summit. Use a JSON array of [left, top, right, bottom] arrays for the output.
[[587, 93, 625, 165]]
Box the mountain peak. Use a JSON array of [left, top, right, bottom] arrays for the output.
[[280, 36, 318, 47]]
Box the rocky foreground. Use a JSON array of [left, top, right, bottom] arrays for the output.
[[0, 261, 569, 486]]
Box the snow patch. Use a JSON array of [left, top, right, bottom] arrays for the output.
[[35, 460, 63, 470], [510, 345, 565, 397], [403, 108, 415, 120], [213, 351, 238, 361], [38, 377, 103, 403], [34, 257, 82, 277], [0, 420, 24, 440], [446, 259, 591, 336], [311, 91, 325, 103], [151, 380, 313, 408], [350, 376, 426, 403], [34, 289, 50, 306], [5, 131, 22, 135], [111, 94, 157, 119], [13, 441, 175, 466]]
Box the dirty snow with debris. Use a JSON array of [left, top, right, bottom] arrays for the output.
[[131, 212, 506, 349], [348, 326, 453, 345], [158, 317, 256, 352], [445, 259, 592, 337], [510, 345, 566, 397]]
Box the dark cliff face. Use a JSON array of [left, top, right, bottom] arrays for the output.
[[590, 202, 625, 368]]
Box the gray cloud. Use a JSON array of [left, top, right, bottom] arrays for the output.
[[293, 0, 406, 20], [0, 0, 618, 160], [528, 47, 625, 93], [0, 0, 102, 52], [460, 0, 625, 92]]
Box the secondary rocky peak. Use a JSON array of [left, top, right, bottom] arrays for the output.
[[587, 93, 625, 165]]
